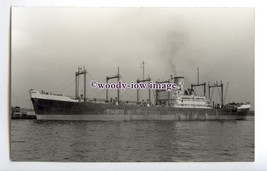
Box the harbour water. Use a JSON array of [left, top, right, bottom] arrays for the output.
[[10, 116, 254, 162]]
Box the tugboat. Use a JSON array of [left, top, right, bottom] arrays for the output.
[[11, 106, 36, 119]]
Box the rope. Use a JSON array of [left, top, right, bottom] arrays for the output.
[[60, 78, 75, 92], [224, 82, 229, 104], [53, 74, 74, 92], [87, 78, 109, 99], [86, 71, 95, 81]]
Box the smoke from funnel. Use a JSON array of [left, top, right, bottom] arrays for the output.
[[168, 42, 179, 76], [161, 31, 187, 76]]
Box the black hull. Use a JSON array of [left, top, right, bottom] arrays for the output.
[[31, 98, 249, 121]]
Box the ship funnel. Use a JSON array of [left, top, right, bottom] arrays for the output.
[[174, 76, 185, 95]]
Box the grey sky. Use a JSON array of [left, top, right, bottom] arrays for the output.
[[11, 7, 254, 109]]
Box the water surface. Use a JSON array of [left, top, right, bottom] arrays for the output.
[[11, 117, 254, 162]]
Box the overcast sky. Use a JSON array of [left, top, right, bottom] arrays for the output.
[[11, 7, 254, 109]]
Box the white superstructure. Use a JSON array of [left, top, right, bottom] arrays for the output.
[[29, 89, 78, 102], [156, 76, 212, 109]]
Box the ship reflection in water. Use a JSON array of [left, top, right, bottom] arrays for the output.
[[11, 116, 254, 162]]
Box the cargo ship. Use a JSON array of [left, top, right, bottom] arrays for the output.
[[29, 65, 250, 121]]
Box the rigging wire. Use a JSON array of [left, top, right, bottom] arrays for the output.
[[124, 90, 138, 102], [89, 78, 108, 99], [53, 74, 74, 92], [60, 78, 75, 92], [93, 88, 106, 99], [120, 76, 136, 100], [224, 82, 229, 104], [228, 86, 231, 103]]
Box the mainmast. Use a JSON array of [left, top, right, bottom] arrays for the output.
[[191, 68, 206, 97], [137, 61, 151, 105]]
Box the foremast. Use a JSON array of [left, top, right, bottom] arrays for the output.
[[75, 66, 87, 102]]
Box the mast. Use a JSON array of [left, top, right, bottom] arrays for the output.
[[223, 82, 229, 103], [137, 79, 140, 103], [197, 67, 199, 84], [117, 67, 120, 103], [191, 68, 206, 97], [75, 73, 78, 99], [137, 77, 151, 104], [106, 67, 120, 104], [75, 66, 87, 102], [106, 77, 108, 101], [148, 74, 151, 104], [221, 81, 224, 106], [84, 66, 86, 100], [208, 81, 224, 106], [168, 79, 170, 106], [137, 61, 151, 105], [142, 61, 145, 80], [208, 82, 210, 99]]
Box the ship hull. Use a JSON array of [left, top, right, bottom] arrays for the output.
[[31, 98, 249, 121]]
